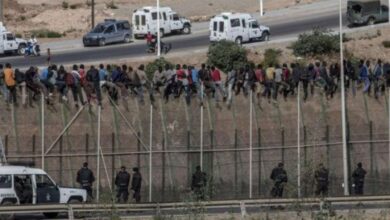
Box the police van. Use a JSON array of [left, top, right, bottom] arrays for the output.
[[209, 12, 270, 44], [132, 6, 192, 38], [0, 166, 87, 218]]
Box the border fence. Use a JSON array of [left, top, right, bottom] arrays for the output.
[[1, 85, 390, 203]]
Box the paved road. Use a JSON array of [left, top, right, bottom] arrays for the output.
[[0, 12, 344, 69]]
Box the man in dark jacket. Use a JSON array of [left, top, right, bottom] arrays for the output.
[[352, 162, 367, 195], [191, 165, 207, 200], [314, 163, 329, 197], [131, 167, 142, 203], [76, 162, 95, 201], [115, 166, 131, 203], [270, 162, 288, 198], [86, 65, 102, 106]]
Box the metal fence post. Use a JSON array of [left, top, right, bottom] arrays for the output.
[[111, 133, 115, 189], [59, 136, 63, 185], [85, 133, 89, 163]]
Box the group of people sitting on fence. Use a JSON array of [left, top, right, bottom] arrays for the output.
[[0, 59, 389, 109]]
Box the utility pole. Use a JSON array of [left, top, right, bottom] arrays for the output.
[[339, 0, 349, 196], [259, 0, 263, 17], [0, 0, 3, 22], [91, 0, 95, 28]]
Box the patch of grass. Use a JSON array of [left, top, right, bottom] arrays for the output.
[[19, 16, 26, 21], [62, 1, 69, 9], [263, 48, 282, 67], [106, 0, 118, 9], [383, 41, 390, 48], [31, 29, 63, 38]]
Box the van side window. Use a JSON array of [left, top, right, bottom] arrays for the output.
[[36, 175, 55, 188], [135, 15, 140, 26], [382, 5, 388, 12], [173, 14, 180, 21], [242, 19, 246, 28], [141, 15, 146, 25], [0, 175, 11, 188], [163, 12, 167, 21], [213, 22, 217, 31], [219, 21, 224, 32], [117, 22, 130, 30], [152, 12, 158, 20], [230, 18, 240, 28]]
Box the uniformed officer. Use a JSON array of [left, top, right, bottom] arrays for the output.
[[191, 165, 207, 200], [314, 163, 329, 197], [115, 166, 131, 203], [76, 162, 95, 201], [352, 162, 367, 195], [270, 162, 288, 198], [131, 167, 142, 203]]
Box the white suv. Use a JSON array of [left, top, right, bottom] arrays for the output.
[[0, 166, 87, 218]]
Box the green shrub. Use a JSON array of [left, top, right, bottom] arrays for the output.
[[15, 33, 22, 38], [20, 16, 26, 21], [291, 28, 340, 57], [145, 58, 173, 81], [383, 41, 390, 48], [263, 48, 282, 68], [31, 29, 63, 38], [106, 0, 118, 9], [207, 40, 248, 73], [62, 1, 69, 9], [70, 4, 80, 9]]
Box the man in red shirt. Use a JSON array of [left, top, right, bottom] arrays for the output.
[[255, 64, 264, 99], [211, 66, 226, 101]]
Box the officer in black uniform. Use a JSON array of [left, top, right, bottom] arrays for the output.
[[270, 162, 288, 198], [115, 166, 131, 203], [131, 167, 142, 203], [314, 163, 329, 197], [352, 162, 367, 195], [76, 162, 95, 201], [191, 165, 207, 200]]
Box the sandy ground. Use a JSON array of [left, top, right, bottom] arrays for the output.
[[4, 0, 318, 39]]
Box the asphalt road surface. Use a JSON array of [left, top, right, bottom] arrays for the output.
[[0, 12, 345, 69]]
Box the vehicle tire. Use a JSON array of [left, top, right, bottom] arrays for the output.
[[261, 32, 270, 41], [235, 37, 243, 45], [0, 201, 14, 220], [159, 29, 165, 38], [124, 35, 131, 43], [182, 25, 191, 35], [98, 38, 106, 47], [43, 212, 59, 219], [367, 17, 375, 25], [17, 44, 26, 55]]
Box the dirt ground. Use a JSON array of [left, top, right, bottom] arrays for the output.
[[4, 0, 318, 39]]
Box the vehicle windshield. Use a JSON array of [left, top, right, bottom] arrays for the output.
[[251, 21, 260, 29], [350, 4, 362, 14], [6, 33, 15, 41], [91, 24, 106, 33]]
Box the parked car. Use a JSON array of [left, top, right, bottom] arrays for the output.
[[209, 12, 270, 44], [347, 0, 389, 26], [83, 19, 132, 47], [0, 165, 87, 218], [132, 6, 191, 38]]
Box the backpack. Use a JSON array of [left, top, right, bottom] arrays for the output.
[[66, 72, 75, 86]]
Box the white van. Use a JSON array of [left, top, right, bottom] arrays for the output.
[[132, 6, 192, 38], [209, 13, 270, 44], [0, 22, 28, 55], [0, 166, 87, 218]]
